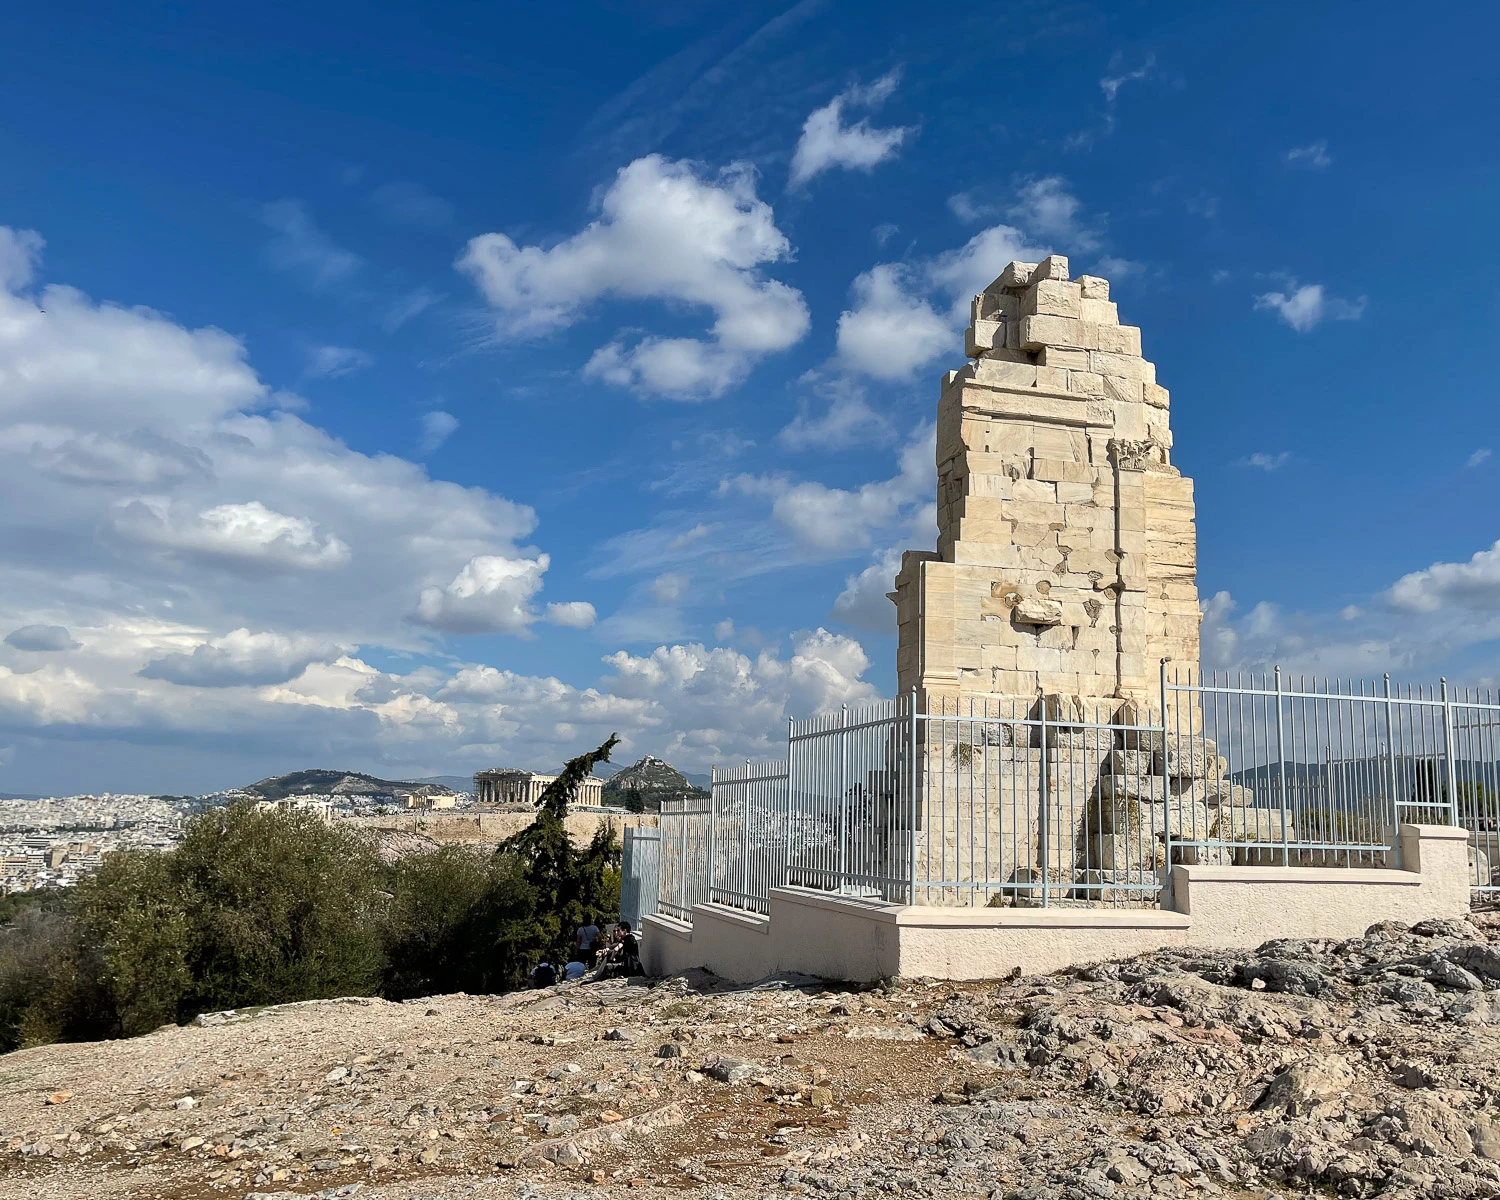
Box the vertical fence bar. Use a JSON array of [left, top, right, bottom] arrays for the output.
[[1274, 666, 1289, 866], [1442, 677, 1460, 826], [838, 704, 848, 894], [1038, 699, 1050, 908], [1159, 659, 1172, 903]]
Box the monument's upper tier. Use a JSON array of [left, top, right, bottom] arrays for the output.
[[892, 255, 1199, 709]]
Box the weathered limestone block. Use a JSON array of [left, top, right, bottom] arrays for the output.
[[1097, 773, 1168, 804], [1087, 830, 1163, 872], [1154, 734, 1219, 780], [1106, 749, 1155, 777]]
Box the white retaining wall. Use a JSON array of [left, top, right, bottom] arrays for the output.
[[641, 824, 1470, 983]]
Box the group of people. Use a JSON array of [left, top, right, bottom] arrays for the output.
[[529, 918, 641, 988]]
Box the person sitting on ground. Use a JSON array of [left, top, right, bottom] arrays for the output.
[[616, 919, 642, 976], [576, 919, 601, 967], [530, 960, 556, 988], [563, 959, 587, 981]]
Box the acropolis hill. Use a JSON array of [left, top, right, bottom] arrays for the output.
[[893, 255, 1198, 714]]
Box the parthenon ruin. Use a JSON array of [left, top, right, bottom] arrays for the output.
[[892, 255, 1199, 714], [472, 768, 605, 808]]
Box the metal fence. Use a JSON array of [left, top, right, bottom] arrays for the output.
[[619, 826, 660, 928], [639, 667, 1498, 923]]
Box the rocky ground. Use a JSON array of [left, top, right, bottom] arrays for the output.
[[5, 915, 1500, 1200]]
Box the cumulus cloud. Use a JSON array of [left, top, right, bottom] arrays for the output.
[[831, 547, 902, 633], [413, 554, 550, 635], [114, 499, 352, 571], [1007, 176, 1101, 252], [834, 221, 1046, 380], [1255, 283, 1366, 333], [731, 426, 933, 554], [834, 265, 951, 380], [258, 200, 363, 289], [1286, 140, 1332, 169], [778, 382, 891, 451], [1388, 541, 1500, 615], [788, 71, 913, 187], [0, 227, 44, 290], [4, 625, 80, 652], [419, 410, 459, 453], [459, 155, 808, 399], [545, 601, 597, 630], [305, 345, 372, 379], [139, 629, 339, 688]]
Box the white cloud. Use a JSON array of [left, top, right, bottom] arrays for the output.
[[926, 223, 1049, 316], [731, 426, 933, 554], [0, 225, 903, 788], [139, 629, 340, 688], [833, 220, 1046, 382], [779, 382, 891, 451], [545, 601, 597, 630], [459, 154, 808, 399], [1466, 449, 1491, 469], [1237, 451, 1291, 471], [413, 554, 550, 635], [419, 410, 460, 453], [1095, 255, 1147, 280], [831, 547, 902, 633], [788, 71, 913, 187], [4, 625, 80, 652], [650, 573, 688, 604], [834, 265, 951, 380], [258, 200, 363, 288], [305, 345, 373, 379], [1388, 540, 1500, 614], [1100, 55, 1155, 105], [1007, 176, 1101, 252], [1254, 283, 1366, 333], [114, 499, 352, 571], [946, 192, 994, 224], [1286, 140, 1332, 169], [0, 227, 44, 291]]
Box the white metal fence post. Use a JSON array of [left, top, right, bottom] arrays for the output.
[[1159, 659, 1172, 905], [707, 764, 717, 906], [908, 689, 919, 904], [1039, 698, 1050, 908], [1274, 666, 1290, 866], [838, 704, 848, 894], [1441, 677, 1460, 826]]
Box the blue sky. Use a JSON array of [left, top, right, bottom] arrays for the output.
[[1, 0, 1498, 794]]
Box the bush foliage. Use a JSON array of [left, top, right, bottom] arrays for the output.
[[0, 738, 623, 1052]]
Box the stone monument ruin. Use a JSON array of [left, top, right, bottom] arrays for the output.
[[892, 254, 1198, 712], [888, 256, 1267, 901]]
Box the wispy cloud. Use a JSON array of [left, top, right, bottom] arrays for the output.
[[1286, 140, 1332, 169], [1255, 282, 1366, 333], [258, 200, 363, 289], [1100, 54, 1156, 105], [418, 410, 459, 453], [304, 345, 372, 379], [369, 181, 455, 228], [384, 287, 442, 332], [1467, 448, 1493, 469], [1238, 451, 1291, 471]]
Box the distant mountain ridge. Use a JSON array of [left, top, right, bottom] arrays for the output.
[[237, 770, 456, 803]]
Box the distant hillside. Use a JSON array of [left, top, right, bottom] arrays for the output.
[[411, 775, 474, 793], [600, 755, 707, 811], [239, 770, 456, 804]]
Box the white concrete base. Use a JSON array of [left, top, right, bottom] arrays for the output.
[[642, 824, 1470, 984]]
